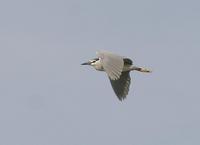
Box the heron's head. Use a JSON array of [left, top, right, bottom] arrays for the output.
[[81, 58, 99, 66]]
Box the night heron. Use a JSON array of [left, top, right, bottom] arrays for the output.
[[81, 50, 151, 101]]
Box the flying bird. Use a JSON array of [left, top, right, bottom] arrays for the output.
[[81, 50, 151, 101]]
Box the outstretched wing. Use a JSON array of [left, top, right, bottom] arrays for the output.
[[97, 51, 124, 80], [109, 71, 131, 101]]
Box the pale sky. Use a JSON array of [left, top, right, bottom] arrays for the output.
[[0, 0, 200, 145]]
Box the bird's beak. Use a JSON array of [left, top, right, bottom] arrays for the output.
[[81, 61, 91, 65]]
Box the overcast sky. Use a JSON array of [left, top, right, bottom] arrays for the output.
[[0, 0, 200, 145]]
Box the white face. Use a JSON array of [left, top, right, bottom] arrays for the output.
[[90, 59, 98, 66], [90, 59, 103, 71], [88, 58, 99, 66]]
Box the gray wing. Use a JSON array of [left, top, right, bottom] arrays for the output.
[[97, 51, 124, 80], [109, 71, 131, 101]]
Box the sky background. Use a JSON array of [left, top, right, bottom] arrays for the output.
[[0, 0, 200, 145]]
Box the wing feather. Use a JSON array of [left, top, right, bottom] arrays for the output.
[[97, 51, 124, 80], [109, 71, 131, 101]]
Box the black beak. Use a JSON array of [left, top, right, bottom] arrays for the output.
[[81, 62, 91, 65]]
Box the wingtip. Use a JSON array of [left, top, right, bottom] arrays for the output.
[[117, 95, 126, 101]]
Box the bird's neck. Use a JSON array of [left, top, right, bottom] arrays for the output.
[[92, 60, 104, 71]]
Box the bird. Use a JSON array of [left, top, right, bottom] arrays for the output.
[[81, 50, 151, 101]]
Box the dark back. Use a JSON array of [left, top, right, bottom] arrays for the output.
[[123, 58, 133, 65]]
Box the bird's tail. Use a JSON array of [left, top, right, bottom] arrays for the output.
[[131, 66, 152, 73]]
